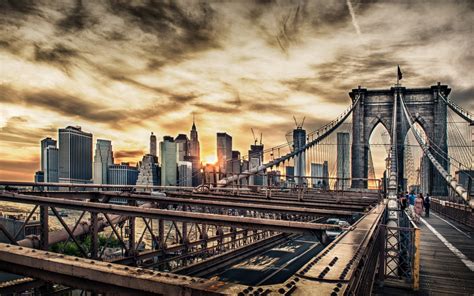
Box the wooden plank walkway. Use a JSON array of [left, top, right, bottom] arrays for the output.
[[375, 211, 474, 296]]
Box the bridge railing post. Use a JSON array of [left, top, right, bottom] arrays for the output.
[[413, 227, 420, 291]]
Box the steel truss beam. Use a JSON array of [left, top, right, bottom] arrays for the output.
[[0, 192, 340, 234], [0, 243, 241, 295]]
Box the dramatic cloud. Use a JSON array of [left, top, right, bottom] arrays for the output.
[[0, 0, 473, 181]]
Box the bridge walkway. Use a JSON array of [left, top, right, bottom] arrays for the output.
[[376, 211, 474, 295]]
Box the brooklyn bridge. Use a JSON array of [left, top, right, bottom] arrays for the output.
[[0, 83, 472, 295]]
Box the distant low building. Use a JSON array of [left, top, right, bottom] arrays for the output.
[[108, 163, 138, 185], [136, 154, 160, 189]]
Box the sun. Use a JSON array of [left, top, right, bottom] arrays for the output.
[[204, 155, 217, 164]]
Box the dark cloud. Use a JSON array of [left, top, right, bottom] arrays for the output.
[[114, 149, 144, 158], [34, 43, 79, 70], [449, 86, 474, 110], [0, 159, 38, 173], [0, 116, 56, 145], [0, 0, 36, 14], [0, 85, 192, 129], [56, 0, 94, 32]]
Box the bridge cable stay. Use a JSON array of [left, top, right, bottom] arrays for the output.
[[438, 92, 473, 124], [447, 111, 472, 169], [400, 96, 473, 208], [217, 94, 361, 186]]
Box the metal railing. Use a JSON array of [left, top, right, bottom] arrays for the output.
[[378, 209, 420, 290], [431, 198, 473, 228]]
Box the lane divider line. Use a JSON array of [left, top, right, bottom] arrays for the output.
[[431, 212, 471, 239], [421, 217, 474, 272]]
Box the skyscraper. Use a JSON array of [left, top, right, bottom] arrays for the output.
[[189, 116, 200, 159], [93, 139, 114, 184], [150, 132, 157, 156], [44, 145, 59, 183], [175, 134, 189, 161], [40, 137, 56, 171], [311, 163, 324, 188], [188, 118, 201, 186], [336, 132, 350, 190], [293, 127, 306, 185], [248, 144, 264, 185], [160, 136, 177, 186], [177, 161, 192, 187], [58, 126, 93, 183], [217, 132, 232, 177]]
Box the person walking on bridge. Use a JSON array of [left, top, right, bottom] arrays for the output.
[[424, 193, 431, 218], [414, 193, 424, 223], [408, 191, 416, 218]]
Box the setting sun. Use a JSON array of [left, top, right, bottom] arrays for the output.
[[204, 155, 217, 164]]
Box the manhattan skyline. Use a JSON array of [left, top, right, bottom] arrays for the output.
[[1, 0, 473, 181]]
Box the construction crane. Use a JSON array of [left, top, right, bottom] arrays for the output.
[[251, 128, 258, 145], [293, 116, 306, 129]]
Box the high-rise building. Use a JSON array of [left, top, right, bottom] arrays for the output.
[[44, 145, 59, 183], [188, 118, 201, 186], [108, 163, 138, 185], [150, 132, 157, 156], [311, 163, 324, 188], [136, 154, 160, 188], [240, 159, 249, 186], [231, 150, 241, 175], [34, 171, 44, 183], [285, 166, 295, 183], [248, 144, 264, 185], [293, 128, 306, 185], [336, 132, 350, 190], [189, 117, 200, 159], [177, 161, 192, 187], [93, 139, 113, 184], [40, 137, 56, 171], [160, 136, 177, 186], [322, 160, 329, 190], [58, 126, 93, 183], [175, 134, 189, 161], [217, 132, 232, 177]]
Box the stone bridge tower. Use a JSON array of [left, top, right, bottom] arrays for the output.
[[350, 83, 450, 196]]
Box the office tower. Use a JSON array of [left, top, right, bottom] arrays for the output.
[[44, 145, 59, 183], [248, 144, 264, 185], [293, 128, 306, 185], [311, 163, 323, 188], [322, 161, 329, 190], [189, 117, 200, 159], [336, 132, 350, 190], [160, 136, 177, 186], [175, 134, 189, 161], [93, 139, 114, 184], [108, 163, 139, 185], [286, 166, 295, 183], [241, 159, 249, 186], [231, 151, 241, 175], [58, 126, 93, 183], [217, 132, 232, 176], [136, 154, 160, 188], [187, 119, 201, 186], [184, 155, 201, 186], [41, 137, 57, 171], [150, 132, 157, 157], [34, 171, 44, 183], [177, 161, 192, 187]]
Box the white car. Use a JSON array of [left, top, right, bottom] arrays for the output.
[[325, 219, 350, 241]]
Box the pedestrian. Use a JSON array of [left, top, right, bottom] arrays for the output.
[[408, 191, 416, 218], [399, 192, 407, 211], [424, 193, 431, 218], [414, 193, 424, 223]]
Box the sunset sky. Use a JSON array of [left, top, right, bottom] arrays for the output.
[[0, 0, 473, 181]]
